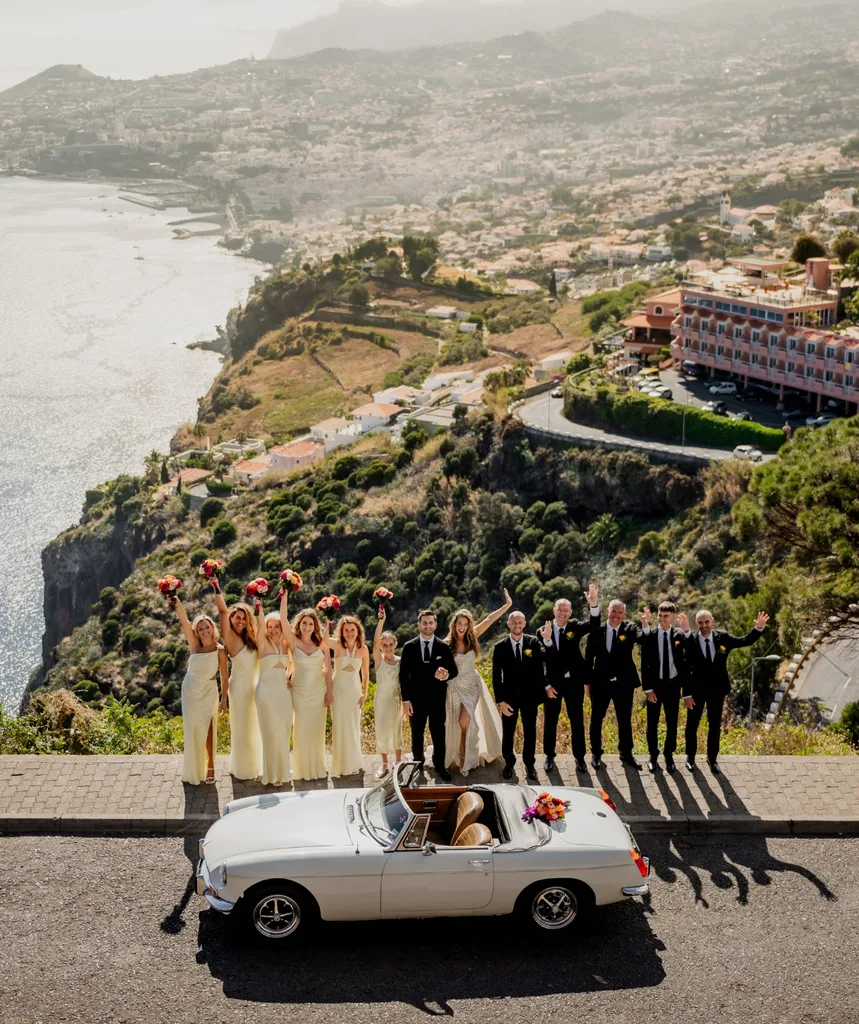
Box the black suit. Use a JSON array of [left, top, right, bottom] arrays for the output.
[[399, 635, 459, 771], [641, 626, 689, 761], [542, 611, 600, 761], [683, 628, 763, 762], [492, 634, 546, 770], [585, 619, 645, 759]]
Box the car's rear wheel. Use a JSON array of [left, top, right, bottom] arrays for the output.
[[241, 882, 318, 941], [516, 880, 593, 936]]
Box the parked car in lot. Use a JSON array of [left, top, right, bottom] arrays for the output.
[[649, 387, 673, 400], [709, 381, 737, 396], [640, 383, 664, 395], [732, 444, 764, 462], [782, 408, 812, 421], [806, 412, 838, 428], [550, 387, 563, 399], [703, 400, 729, 416], [195, 763, 650, 941], [681, 360, 700, 376], [729, 411, 753, 422]]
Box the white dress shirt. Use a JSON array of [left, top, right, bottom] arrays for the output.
[[643, 626, 678, 694], [699, 633, 716, 660], [421, 635, 435, 661]]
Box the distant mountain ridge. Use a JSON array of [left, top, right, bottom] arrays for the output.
[[268, 0, 679, 60], [0, 64, 100, 99]]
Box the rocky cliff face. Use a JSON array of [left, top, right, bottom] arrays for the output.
[[29, 514, 165, 708]]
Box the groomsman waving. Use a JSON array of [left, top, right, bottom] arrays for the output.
[[585, 598, 646, 770], [538, 584, 601, 773], [683, 609, 769, 774], [641, 602, 690, 774]]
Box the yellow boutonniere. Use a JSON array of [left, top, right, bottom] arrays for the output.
[[674, 640, 681, 647], [619, 634, 627, 641], [566, 631, 573, 639], [524, 648, 533, 657], [719, 645, 727, 653]]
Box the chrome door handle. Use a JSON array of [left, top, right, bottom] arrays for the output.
[[468, 859, 490, 865]]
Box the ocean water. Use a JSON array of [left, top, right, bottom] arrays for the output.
[[0, 177, 261, 710]]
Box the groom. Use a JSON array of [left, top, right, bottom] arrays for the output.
[[400, 609, 459, 782]]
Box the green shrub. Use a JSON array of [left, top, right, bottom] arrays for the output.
[[206, 479, 233, 497], [121, 626, 150, 653], [227, 542, 261, 576], [211, 518, 237, 546], [120, 594, 138, 615], [839, 701, 859, 746], [73, 679, 100, 702], [333, 454, 360, 480], [99, 587, 118, 613], [189, 548, 210, 567], [366, 556, 387, 582], [199, 497, 223, 527], [636, 531, 665, 560], [101, 619, 121, 648], [224, 579, 243, 598], [161, 681, 180, 706], [128, 687, 150, 710]]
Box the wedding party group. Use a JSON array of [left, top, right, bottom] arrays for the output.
[[164, 568, 769, 787]]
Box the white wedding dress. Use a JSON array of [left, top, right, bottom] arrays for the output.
[[445, 650, 503, 773]]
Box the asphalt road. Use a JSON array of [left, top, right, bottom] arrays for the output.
[[518, 392, 778, 462], [794, 630, 859, 721], [0, 835, 856, 1024], [659, 369, 815, 429]]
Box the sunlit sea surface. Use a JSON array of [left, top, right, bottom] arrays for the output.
[[0, 177, 261, 710]]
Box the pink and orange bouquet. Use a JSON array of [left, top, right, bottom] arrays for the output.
[[198, 558, 225, 585], [245, 577, 271, 603], [522, 792, 571, 824], [276, 568, 303, 601], [157, 574, 182, 605], [316, 594, 341, 614], [374, 586, 394, 611]]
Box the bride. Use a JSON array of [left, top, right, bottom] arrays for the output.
[[443, 590, 511, 775]]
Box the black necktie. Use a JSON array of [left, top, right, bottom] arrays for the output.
[[662, 631, 670, 681], [611, 628, 617, 652], [705, 638, 713, 664], [423, 641, 430, 663], [515, 641, 522, 663]]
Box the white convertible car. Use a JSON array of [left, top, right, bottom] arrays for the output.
[[196, 763, 650, 940]]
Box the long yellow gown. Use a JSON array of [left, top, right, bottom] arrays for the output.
[[181, 650, 219, 785], [291, 647, 328, 781], [255, 650, 293, 785]]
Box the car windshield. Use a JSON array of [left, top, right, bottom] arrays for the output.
[[360, 774, 411, 844]]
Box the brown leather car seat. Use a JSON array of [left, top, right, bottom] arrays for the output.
[[453, 823, 493, 847], [446, 792, 484, 844]]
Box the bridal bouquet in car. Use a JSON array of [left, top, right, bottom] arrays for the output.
[[522, 792, 571, 824]]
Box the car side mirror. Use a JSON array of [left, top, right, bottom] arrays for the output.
[[422, 841, 437, 857]]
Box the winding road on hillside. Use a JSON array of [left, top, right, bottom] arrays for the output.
[[792, 627, 859, 722], [516, 391, 779, 465]]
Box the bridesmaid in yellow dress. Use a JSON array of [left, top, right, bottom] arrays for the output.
[[211, 582, 262, 780], [253, 600, 293, 787], [325, 616, 369, 778], [171, 596, 229, 785], [372, 605, 403, 779], [281, 594, 332, 782]]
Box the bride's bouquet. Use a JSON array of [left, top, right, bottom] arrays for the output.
[[198, 558, 226, 590], [157, 574, 182, 606], [522, 792, 571, 824], [276, 568, 303, 601], [373, 587, 393, 612]]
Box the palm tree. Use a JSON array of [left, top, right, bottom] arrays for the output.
[[192, 422, 206, 444], [143, 449, 162, 484], [235, 430, 248, 458]]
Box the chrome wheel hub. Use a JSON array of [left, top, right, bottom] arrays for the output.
[[532, 886, 577, 930], [254, 894, 301, 938]]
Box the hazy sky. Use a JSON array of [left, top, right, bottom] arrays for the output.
[[0, 0, 493, 91]]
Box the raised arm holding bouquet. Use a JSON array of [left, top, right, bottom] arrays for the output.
[[165, 590, 227, 786], [253, 579, 293, 787], [209, 569, 262, 781], [373, 604, 403, 778]]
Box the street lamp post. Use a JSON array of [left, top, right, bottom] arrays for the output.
[[681, 385, 690, 454], [748, 654, 782, 725]]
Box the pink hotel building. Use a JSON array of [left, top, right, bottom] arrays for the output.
[[669, 256, 859, 414]]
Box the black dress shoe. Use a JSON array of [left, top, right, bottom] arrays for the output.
[[646, 758, 659, 773], [665, 757, 676, 774], [685, 759, 696, 772], [502, 765, 514, 780], [708, 760, 721, 775], [591, 756, 603, 770], [620, 755, 642, 770], [575, 759, 587, 773], [526, 766, 538, 782], [543, 757, 556, 772], [437, 768, 452, 783]]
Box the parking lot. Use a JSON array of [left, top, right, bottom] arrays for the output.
[[644, 368, 800, 428]]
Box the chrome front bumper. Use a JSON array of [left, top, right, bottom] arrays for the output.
[[195, 858, 235, 914], [622, 884, 650, 897]]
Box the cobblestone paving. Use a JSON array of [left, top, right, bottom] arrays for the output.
[[0, 754, 857, 835]]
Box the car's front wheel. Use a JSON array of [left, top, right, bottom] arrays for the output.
[[241, 882, 318, 941], [516, 880, 593, 936]]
